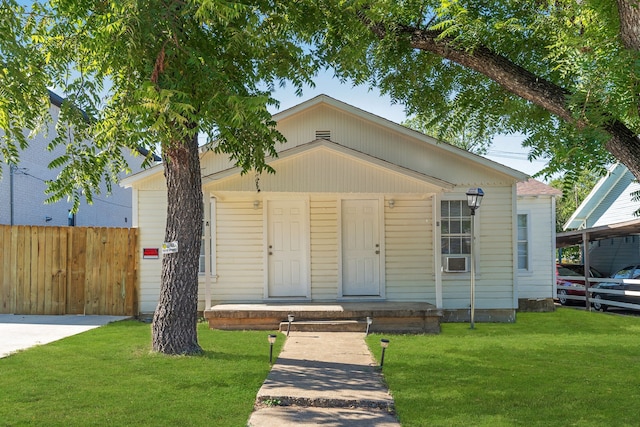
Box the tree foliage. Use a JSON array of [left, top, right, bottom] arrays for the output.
[[550, 169, 604, 233], [301, 0, 640, 181], [402, 111, 493, 155], [1, 0, 318, 354]]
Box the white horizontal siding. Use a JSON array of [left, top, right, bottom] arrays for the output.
[[207, 148, 441, 193], [212, 200, 264, 301], [517, 197, 555, 300], [136, 190, 166, 313], [276, 104, 515, 186], [593, 180, 640, 227], [441, 186, 516, 310], [384, 198, 435, 301], [309, 197, 339, 300]]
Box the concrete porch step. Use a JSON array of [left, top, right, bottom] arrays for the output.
[[279, 320, 368, 333]]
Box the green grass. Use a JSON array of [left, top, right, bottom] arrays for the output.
[[0, 321, 282, 427], [367, 308, 640, 427]]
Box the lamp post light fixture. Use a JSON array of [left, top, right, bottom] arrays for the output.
[[466, 188, 484, 330], [365, 316, 373, 336], [268, 334, 277, 364], [287, 314, 294, 336], [380, 338, 390, 368]]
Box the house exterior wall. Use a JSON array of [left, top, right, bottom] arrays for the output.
[[384, 197, 435, 301], [439, 186, 516, 310], [517, 196, 557, 300], [127, 96, 532, 318], [133, 184, 519, 316], [202, 103, 507, 186], [0, 104, 143, 227], [592, 175, 640, 227]]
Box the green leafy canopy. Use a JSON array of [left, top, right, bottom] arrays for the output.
[[0, 0, 319, 209]]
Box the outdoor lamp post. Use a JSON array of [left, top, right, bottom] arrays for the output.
[[268, 334, 277, 364], [466, 188, 484, 329], [287, 314, 294, 336], [380, 339, 390, 368]]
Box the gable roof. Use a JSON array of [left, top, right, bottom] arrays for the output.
[[123, 94, 529, 187], [517, 178, 561, 197], [274, 95, 529, 182], [563, 163, 631, 230]]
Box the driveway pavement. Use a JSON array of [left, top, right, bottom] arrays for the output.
[[0, 314, 129, 358]]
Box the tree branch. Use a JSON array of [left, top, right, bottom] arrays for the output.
[[367, 19, 640, 178]]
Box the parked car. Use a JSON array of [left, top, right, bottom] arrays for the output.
[[591, 265, 640, 311], [556, 264, 604, 306]]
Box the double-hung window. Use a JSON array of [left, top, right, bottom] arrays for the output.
[[517, 213, 529, 270], [441, 200, 471, 271]]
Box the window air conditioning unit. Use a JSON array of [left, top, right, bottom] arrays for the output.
[[445, 256, 468, 272]]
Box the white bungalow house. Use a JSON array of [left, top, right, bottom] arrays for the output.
[[122, 95, 558, 329]]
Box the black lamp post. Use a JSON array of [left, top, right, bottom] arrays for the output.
[[466, 188, 484, 329], [268, 334, 276, 364], [380, 338, 390, 368]]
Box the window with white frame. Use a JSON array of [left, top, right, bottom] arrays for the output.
[[517, 213, 529, 270], [199, 198, 216, 275], [441, 200, 472, 259]]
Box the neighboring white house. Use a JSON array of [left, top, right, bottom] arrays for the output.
[[560, 163, 640, 275], [517, 179, 562, 306], [122, 95, 559, 321], [0, 90, 154, 227]]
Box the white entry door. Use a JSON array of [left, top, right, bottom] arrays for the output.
[[342, 199, 381, 296], [267, 200, 308, 298]]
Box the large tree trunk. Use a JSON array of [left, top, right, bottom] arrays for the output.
[[152, 131, 203, 355]]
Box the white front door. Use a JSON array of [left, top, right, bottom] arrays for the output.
[[267, 200, 308, 297], [342, 199, 381, 296]]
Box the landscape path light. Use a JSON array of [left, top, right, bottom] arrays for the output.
[[287, 314, 294, 336], [268, 334, 277, 364], [380, 338, 390, 369], [366, 316, 373, 336], [466, 188, 484, 330]]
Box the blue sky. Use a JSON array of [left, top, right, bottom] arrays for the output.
[[269, 72, 548, 178]]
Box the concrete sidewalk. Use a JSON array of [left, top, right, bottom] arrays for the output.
[[248, 332, 400, 426], [0, 314, 129, 358]]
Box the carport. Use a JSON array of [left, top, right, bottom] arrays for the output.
[[556, 218, 640, 310]]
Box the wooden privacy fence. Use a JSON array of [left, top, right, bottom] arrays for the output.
[[0, 225, 138, 316]]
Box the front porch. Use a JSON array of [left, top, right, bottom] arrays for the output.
[[204, 301, 442, 334]]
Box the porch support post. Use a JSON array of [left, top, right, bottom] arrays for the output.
[[582, 230, 590, 312], [204, 193, 212, 311], [433, 194, 443, 308]]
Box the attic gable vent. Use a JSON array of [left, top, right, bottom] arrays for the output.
[[316, 130, 331, 140]]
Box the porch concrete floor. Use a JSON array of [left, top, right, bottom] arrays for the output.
[[205, 302, 442, 334]]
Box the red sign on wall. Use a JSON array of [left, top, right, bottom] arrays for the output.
[[143, 248, 159, 259]]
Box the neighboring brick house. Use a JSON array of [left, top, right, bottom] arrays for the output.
[[0, 90, 156, 227]]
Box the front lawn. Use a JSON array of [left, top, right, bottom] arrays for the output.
[[368, 308, 640, 427], [0, 321, 281, 427]]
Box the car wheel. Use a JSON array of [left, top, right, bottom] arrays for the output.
[[558, 289, 568, 306], [593, 294, 608, 312]]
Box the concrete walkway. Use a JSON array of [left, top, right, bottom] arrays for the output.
[[0, 314, 129, 358], [248, 332, 400, 426]]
